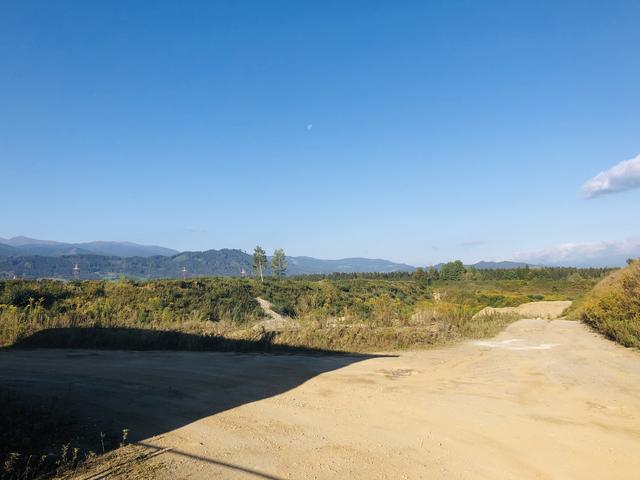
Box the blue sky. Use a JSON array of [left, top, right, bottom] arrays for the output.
[[1, 1, 639, 266]]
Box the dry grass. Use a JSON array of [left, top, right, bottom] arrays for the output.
[[0, 278, 539, 353], [570, 260, 640, 348], [238, 301, 523, 352], [58, 444, 164, 480]]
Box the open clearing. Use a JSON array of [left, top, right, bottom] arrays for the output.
[[2, 318, 640, 479]]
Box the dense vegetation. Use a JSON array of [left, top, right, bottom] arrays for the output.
[[0, 266, 610, 352], [0, 278, 264, 347], [570, 260, 640, 348], [299, 265, 612, 282]]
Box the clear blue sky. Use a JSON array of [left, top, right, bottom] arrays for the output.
[[2, 1, 639, 265]]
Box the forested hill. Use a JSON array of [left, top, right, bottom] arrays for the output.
[[0, 250, 416, 280], [0, 249, 252, 280], [286, 256, 415, 275]]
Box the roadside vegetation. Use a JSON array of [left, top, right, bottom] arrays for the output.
[[570, 259, 640, 348], [0, 278, 263, 349], [0, 264, 610, 352]]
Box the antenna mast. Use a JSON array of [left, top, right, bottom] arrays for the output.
[[72, 262, 80, 279]]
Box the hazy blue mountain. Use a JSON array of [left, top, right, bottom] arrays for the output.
[[0, 237, 178, 258], [0, 243, 19, 256], [0, 236, 63, 246], [1, 236, 564, 279], [80, 241, 179, 257], [1, 244, 95, 257], [471, 261, 531, 269], [285, 256, 415, 275], [0, 249, 251, 280], [0, 237, 416, 277], [0, 249, 416, 280]]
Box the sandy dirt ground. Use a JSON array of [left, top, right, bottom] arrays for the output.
[[2, 319, 640, 480], [472, 300, 572, 319]]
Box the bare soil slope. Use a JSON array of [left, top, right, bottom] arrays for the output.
[[2, 318, 639, 479]]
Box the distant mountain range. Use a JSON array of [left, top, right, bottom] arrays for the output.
[[0, 237, 417, 279], [0, 249, 248, 280], [0, 250, 414, 280], [0, 236, 178, 258], [286, 256, 415, 275], [0, 236, 579, 280]]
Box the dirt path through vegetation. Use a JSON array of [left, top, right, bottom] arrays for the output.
[[254, 297, 291, 330], [2, 319, 640, 479]]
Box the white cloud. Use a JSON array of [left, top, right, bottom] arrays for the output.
[[512, 237, 640, 267], [583, 153, 640, 198]]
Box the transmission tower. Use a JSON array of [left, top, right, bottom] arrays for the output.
[[72, 262, 80, 279]]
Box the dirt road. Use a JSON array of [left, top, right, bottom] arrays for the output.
[[2, 319, 639, 479], [473, 300, 572, 319]]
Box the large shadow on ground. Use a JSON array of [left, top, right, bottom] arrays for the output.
[[0, 328, 389, 448]]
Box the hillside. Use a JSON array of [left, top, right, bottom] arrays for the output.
[[286, 256, 415, 275], [472, 261, 531, 269], [0, 243, 19, 256], [571, 260, 640, 348], [0, 237, 179, 258], [0, 249, 252, 280], [0, 250, 418, 280]]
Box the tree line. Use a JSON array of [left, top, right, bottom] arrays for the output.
[[291, 263, 614, 282], [414, 261, 613, 282]]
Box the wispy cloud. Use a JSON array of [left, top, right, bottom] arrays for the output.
[[583, 153, 640, 198], [460, 240, 484, 247], [512, 237, 640, 267], [184, 226, 208, 235]]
